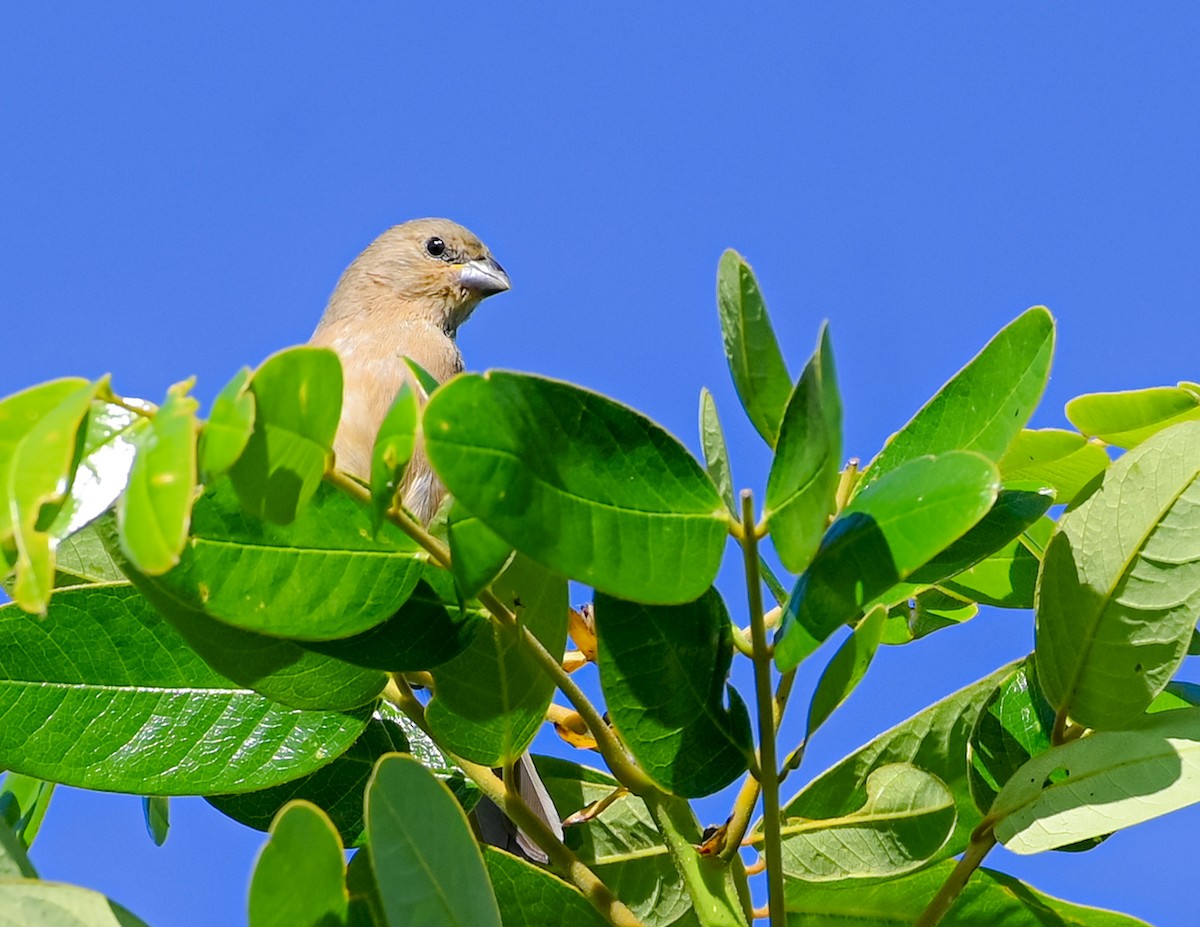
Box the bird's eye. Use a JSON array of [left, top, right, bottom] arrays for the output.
[[425, 237, 446, 258]]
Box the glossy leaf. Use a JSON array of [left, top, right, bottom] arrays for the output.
[[117, 380, 200, 575], [199, 366, 255, 480], [47, 401, 144, 542], [906, 486, 1054, 589], [968, 659, 1055, 814], [483, 847, 609, 927], [858, 307, 1054, 494], [764, 324, 842, 573], [936, 515, 1053, 609], [716, 249, 792, 447], [998, 428, 1109, 504], [141, 796, 169, 847], [366, 754, 502, 927], [303, 566, 482, 673], [228, 346, 343, 524], [0, 377, 98, 613], [698, 387, 737, 515], [0, 881, 152, 927], [1066, 383, 1200, 449], [777, 763, 955, 881], [776, 451, 1000, 671], [537, 756, 699, 927], [427, 556, 568, 764], [100, 516, 388, 711], [805, 607, 885, 740], [0, 773, 54, 850], [424, 371, 728, 605], [448, 502, 514, 599], [404, 356, 441, 396], [784, 862, 1149, 925], [0, 585, 369, 794], [210, 720, 405, 847], [248, 801, 348, 927], [993, 707, 1200, 854], [369, 381, 419, 531], [1036, 420, 1200, 728], [785, 663, 1016, 864], [594, 588, 753, 797], [135, 480, 424, 641]]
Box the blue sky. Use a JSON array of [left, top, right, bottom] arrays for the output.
[[3, 4, 1199, 925]]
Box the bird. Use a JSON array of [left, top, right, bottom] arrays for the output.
[[309, 218, 511, 520], [309, 219, 562, 863]]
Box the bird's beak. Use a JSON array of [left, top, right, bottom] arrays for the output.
[[458, 257, 511, 297]]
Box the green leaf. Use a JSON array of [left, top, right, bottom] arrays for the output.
[[594, 588, 753, 797], [424, 371, 728, 605], [0, 819, 37, 879], [967, 658, 1054, 815], [998, 428, 1110, 504], [210, 706, 479, 847], [1036, 420, 1200, 728], [427, 555, 568, 764], [1066, 383, 1200, 449], [0, 881, 152, 927], [992, 706, 1200, 854], [228, 346, 343, 524], [0, 378, 99, 613], [117, 380, 200, 575], [141, 796, 169, 847], [906, 486, 1054, 590], [775, 451, 1000, 671], [345, 848, 386, 927], [715, 249, 792, 447], [404, 356, 442, 396], [39, 521, 127, 589], [448, 502, 514, 599], [785, 663, 1016, 865], [935, 515, 1054, 609], [0, 773, 54, 850], [199, 366, 256, 480], [46, 401, 145, 542], [858, 307, 1054, 494], [211, 720, 407, 847], [248, 801, 348, 927], [784, 862, 1150, 925], [777, 763, 955, 881], [805, 607, 885, 740], [764, 324, 842, 573], [133, 479, 424, 642], [99, 516, 387, 712], [537, 756, 701, 927], [366, 754, 502, 927], [698, 388, 737, 516], [0, 584, 369, 794], [483, 847, 610, 927], [302, 567, 482, 674], [369, 381, 419, 532]]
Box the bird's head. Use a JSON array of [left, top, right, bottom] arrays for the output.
[[324, 218, 510, 335]]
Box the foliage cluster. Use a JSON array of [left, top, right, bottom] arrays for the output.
[[4, 250, 1200, 926]]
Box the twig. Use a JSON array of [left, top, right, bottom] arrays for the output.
[[913, 827, 997, 927], [738, 490, 785, 926]]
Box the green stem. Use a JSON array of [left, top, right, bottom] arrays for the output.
[[384, 677, 645, 927], [720, 668, 796, 859], [643, 792, 751, 927], [738, 490, 785, 926], [913, 828, 997, 927]]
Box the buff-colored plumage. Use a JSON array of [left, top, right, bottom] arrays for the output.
[[309, 218, 509, 521]]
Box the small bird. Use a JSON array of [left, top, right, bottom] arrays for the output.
[[309, 218, 510, 519], [310, 219, 561, 862]]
